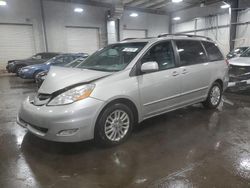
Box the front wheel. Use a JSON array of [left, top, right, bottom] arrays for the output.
[[95, 103, 134, 146], [203, 82, 222, 109]]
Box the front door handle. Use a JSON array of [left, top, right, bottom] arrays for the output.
[[172, 71, 179, 76], [182, 69, 188, 74]]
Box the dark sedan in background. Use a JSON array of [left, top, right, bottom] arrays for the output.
[[6, 52, 59, 74]]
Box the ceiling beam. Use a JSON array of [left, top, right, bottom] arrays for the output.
[[126, 0, 150, 6], [122, 0, 135, 4], [139, 0, 166, 8]]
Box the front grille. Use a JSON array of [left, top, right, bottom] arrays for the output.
[[20, 118, 48, 133], [229, 65, 250, 76]]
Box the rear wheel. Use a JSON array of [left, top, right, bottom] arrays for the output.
[[203, 82, 222, 109], [95, 103, 134, 146]]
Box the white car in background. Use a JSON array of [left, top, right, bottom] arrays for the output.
[[228, 48, 250, 88]]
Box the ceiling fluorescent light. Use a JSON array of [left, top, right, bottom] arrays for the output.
[[172, 0, 183, 3], [173, 17, 181, 21], [74, 8, 83, 13], [0, 1, 7, 6], [130, 13, 138, 17], [221, 3, 230, 9]]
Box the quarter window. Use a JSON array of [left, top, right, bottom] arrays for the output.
[[175, 40, 207, 65], [141, 41, 175, 71], [202, 41, 224, 61]]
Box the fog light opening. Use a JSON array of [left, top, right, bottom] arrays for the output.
[[57, 128, 79, 136]]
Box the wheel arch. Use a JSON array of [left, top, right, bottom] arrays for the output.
[[214, 79, 223, 89], [93, 97, 140, 137]]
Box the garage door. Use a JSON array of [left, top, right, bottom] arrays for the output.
[[0, 24, 35, 69], [66, 27, 100, 55], [122, 29, 147, 40]]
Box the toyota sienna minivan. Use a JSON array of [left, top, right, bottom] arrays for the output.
[[17, 34, 229, 146]]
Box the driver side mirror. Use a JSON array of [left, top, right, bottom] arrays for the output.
[[141, 61, 159, 73]]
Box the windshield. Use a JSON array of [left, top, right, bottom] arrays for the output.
[[240, 48, 250, 57], [65, 57, 86, 68], [77, 42, 147, 72]]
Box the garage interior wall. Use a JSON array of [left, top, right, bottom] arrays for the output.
[[235, 8, 250, 48], [0, 0, 170, 69], [121, 11, 169, 39], [171, 4, 250, 56], [172, 13, 230, 55], [0, 0, 45, 69]]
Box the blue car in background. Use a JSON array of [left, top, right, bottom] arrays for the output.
[[19, 53, 88, 79]]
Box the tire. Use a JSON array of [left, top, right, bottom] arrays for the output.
[[95, 103, 134, 146], [203, 82, 222, 109]]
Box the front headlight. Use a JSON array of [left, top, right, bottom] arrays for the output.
[[48, 84, 95, 106], [22, 68, 29, 72]]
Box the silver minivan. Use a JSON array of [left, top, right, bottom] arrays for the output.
[[17, 34, 229, 146]]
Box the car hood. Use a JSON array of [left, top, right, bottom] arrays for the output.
[[39, 66, 112, 94], [229, 57, 250, 66]]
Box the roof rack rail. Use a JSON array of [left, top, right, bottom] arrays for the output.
[[122, 38, 138, 41], [122, 37, 155, 41], [157, 33, 213, 41]]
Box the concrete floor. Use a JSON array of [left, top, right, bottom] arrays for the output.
[[1, 74, 250, 188]]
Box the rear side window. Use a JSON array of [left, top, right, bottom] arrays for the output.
[[175, 40, 207, 65], [202, 41, 224, 61]]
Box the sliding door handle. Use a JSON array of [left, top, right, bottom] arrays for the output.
[[172, 71, 179, 76]]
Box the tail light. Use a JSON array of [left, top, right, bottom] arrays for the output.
[[225, 59, 229, 66]]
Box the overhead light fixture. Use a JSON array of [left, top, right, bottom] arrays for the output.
[[130, 13, 138, 17], [221, 2, 230, 9], [172, 0, 183, 3], [0, 1, 7, 6], [173, 17, 181, 21], [74, 8, 83, 13]]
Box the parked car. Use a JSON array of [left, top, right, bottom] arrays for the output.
[[6, 52, 59, 74], [35, 56, 88, 88], [226, 47, 248, 59], [17, 34, 229, 146], [18, 53, 88, 80], [228, 48, 250, 88]]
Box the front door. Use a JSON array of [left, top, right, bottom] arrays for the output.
[[137, 41, 182, 119]]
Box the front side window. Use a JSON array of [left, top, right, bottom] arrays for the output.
[[77, 42, 147, 72], [175, 40, 207, 65], [202, 41, 224, 61], [141, 41, 175, 71]]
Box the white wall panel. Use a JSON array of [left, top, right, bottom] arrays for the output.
[[0, 24, 35, 69], [121, 11, 169, 38], [122, 29, 146, 39], [66, 27, 99, 54]]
